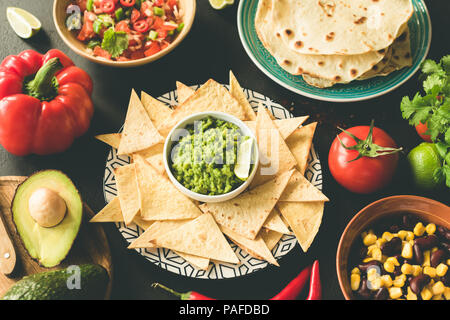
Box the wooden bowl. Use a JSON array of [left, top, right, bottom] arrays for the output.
[[336, 195, 450, 300], [53, 0, 196, 67]]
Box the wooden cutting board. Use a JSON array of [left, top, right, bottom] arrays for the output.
[[0, 176, 113, 299]]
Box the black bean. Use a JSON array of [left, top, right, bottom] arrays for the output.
[[380, 237, 402, 256], [430, 249, 447, 267], [410, 274, 431, 294], [413, 244, 423, 265], [402, 214, 416, 229], [358, 260, 382, 273], [441, 242, 450, 254], [389, 225, 400, 233], [442, 272, 450, 287], [414, 235, 438, 250], [357, 278, 372, 299], [436, 226, 450, 242], [374, 287, 389, 300]]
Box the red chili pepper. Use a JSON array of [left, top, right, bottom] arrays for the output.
[[100, 0, 116, 13], [0, 50, 93, 156], [306, 260, 322, 300], [120, 0, 136, 7], [131, 8, 141, 23], [270, 264, 311, 300], [133, 20, 150, 33], [152, 283, 215, 300]]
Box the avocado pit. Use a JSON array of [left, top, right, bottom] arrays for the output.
[[28, 188, 67, 228]]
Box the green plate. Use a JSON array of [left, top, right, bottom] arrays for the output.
[[237, 0, 431, 102]]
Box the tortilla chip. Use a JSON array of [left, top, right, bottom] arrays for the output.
[[220, 225, 278, 266], [263, 208, 290, 234], [176, 81, 195, 104], [141, 91, 173, 130], [134, 156, 202, 221], [200, 169, 294, 240], [90, 197, 123, 222], [260, 228, 283, 250], [277, 201, 325, 253], [286, 122, 317, 175], [160, 79, 248, 136], [149, 213, 239, 264], [95, 133, 121, 149], [114, 164, 140, 225], [132, 144, 165, 175], [246, 116, 309, 140], [229, 71, 257, 120], [280, 170, 329, 202], [117, 90, 164, 155], [128, 220, 209, 270], [251, 105, 297, 187], [133, 215, 154, 230]]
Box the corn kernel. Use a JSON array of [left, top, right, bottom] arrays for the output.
[[350, 273, 361, 291], [371, 278, 383, 290], [412, 265, 422, 277], [384, 261, 395, 273], [363, 257, 374, 263], [421, 287, 433, 300], [431, 247, 438, 253], [372, 247, 383, 261], [397, 230, 408, 240], [367, 267, 380, 281], [386, 257, 400, 266], [381, 275, 393, 288], [361, 231, 368, 240], [414, 222, 425, 237], [436, 263, 448, 277], [363, 233, 377, 246], [401, 263, 414, 275], [351, 267, 360, 275], [382, 232, 395, 241], [406, 287, 417, 300], [425, 223, 436, 235], [401, 242, 413, 259], [405, 231, 415, 241], [376, 238, 387, 247], [393, 274, 406, 287], [444, 287, 450, 300], [423, 250, 431, 267], [432, 294, 443, 300], [389, 287, 403, 299], [431, 281, 445, 295], [447, 259, 450, 265], [423, 266, 437, 278]]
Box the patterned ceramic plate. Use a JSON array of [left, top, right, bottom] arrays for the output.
[[103, 86, 323, 279], [237, 0, 431, 102]]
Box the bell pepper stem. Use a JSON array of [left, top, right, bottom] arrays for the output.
[[25, 57, 63, 101]]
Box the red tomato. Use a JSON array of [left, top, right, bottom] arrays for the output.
[[131, 8, 141, 23], [144, 42, 161, 57], [120, 0, 136, 7], [152, 16, 164, 29], [167, 0, 178, 10], [141, 1, 153, 17], [156, 29, 167, 39], [415, 122, 432, 142], [328, 122, 401, 194], [76, 0, 88, 12], [93, 46, 112, 60], [154, 0, 164, 6], [115, 20, 131, 32], [130, 50, 145, 60], [101, 0, 116, 13], [133, 20, 150, 33]]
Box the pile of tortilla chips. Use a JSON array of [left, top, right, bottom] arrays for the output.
[[91, 71, 329, 270]]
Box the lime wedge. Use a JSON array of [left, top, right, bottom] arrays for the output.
[[234, 138, 254, 180], [209, 0, 234, 10], [6, 7, 42, 39]]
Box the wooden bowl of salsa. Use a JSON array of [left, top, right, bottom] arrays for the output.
[[336, 195, 450, 300], [53, 0, 196, 67]]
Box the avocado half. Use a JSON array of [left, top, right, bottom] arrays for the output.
[[12, 170, 83, 268]]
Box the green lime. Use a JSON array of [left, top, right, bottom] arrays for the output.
[[6, 7, 41, 39], [234, 138, 254, 180], [407, 142, 443, 190], [209, 0, 234, 10]]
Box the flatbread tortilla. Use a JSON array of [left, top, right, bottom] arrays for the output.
[[200, 169, 294, 240], [260, 228, 284, 251], [90, 197, 123, 222], [229, 70, 257, 120], [134, 156, 202, 221], [285, 123, 317, 175], [277, 201, 325, 253], [95, 133, 121, 149], [263, 208, 290, 234], [117, 90, 163, 155], [141, 91, 173, 130], [114, 164, 140, 225], [132, 143, 165, 175], [149, 213, 239, 264], [176, 81, 195, 104], [280, 170, 329, 202]]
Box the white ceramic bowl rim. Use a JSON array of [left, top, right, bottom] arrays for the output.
[[163, 111, 259, 202]]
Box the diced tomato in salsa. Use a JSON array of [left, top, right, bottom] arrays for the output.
[[93, 46, 112, 60], [77, 11, 96, 41], [144, 42, 161, 57]]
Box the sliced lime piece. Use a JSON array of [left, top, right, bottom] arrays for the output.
[[209, 0, 234, 10], [234, 138, 254, 180], [6, 7, 42, 39]]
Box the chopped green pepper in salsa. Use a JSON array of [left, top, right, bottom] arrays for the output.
[[170, 117, 251, 195]]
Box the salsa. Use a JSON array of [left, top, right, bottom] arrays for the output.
[[170, 117, 251, 196], [67, 0, 184, 61]]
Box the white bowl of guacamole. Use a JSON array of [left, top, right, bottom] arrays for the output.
[[164, 111, 259, 203]]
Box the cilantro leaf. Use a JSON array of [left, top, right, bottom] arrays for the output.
[[423, 73, 446, 93], [441, 55, 450, 74], [421, 59, 442, 75], [400, 93, 432, 126], [101, 28, 128, 59]]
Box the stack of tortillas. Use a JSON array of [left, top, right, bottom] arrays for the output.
[[91, 72, 329, 270], [255, 0, 414, 88]]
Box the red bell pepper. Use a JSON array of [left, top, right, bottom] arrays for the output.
[[0, 49, 93, 156]]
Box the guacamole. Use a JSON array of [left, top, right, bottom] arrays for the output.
[[170, 117, 251, 195]]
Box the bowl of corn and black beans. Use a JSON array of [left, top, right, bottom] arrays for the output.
[[337, 195, 450, 300]]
